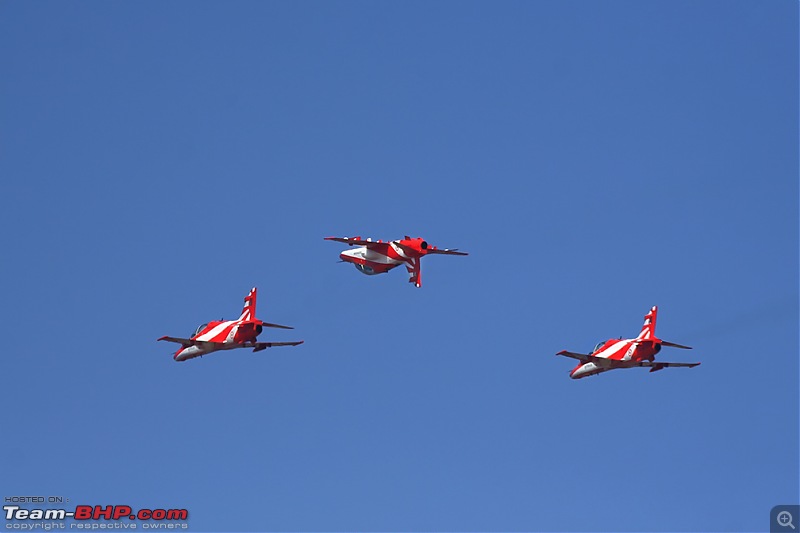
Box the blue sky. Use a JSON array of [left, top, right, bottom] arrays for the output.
[[1, 1, 797, 531]]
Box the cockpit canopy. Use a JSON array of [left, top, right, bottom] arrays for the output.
[[592, 341, 605, 354], [193, 323, 209, 338], [354, 263, 377, 275]]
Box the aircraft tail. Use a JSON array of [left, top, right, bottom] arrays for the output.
[[637, 306, 658, 340], [239, 287, 257, 321], [406, 257, 421, 288]]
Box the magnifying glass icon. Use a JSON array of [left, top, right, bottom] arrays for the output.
[[778, 511, 796, 530]]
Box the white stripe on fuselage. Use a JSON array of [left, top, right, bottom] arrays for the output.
[[345, 247, 404, 266], [196, 321, 236, 342], [593, 340, 629, 359], [390, 242, 411, 260]]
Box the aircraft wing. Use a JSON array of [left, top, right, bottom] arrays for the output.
[[556, 350, 594, 362], [557, 350, 699, 373], [158, 336, 194, 346], [633, 361, 701, 369], [390, 239, 468, 256], [556, 350, 618, 365], [325, 236, 383, 248], [252, 340, 304, 352], [556, 351, 629, 368], [157, 336, 220, 350]]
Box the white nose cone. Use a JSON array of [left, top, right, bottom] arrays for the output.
[[571, 362, 596, 379], [341, 248, 365, 259]]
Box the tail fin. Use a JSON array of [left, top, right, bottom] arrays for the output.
[[406, 257, 422, 288], [637, 306, 658, 340], [239, 287, 257, 321]]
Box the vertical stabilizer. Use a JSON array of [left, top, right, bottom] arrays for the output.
[[406, 258, 422, 288], [637, 306, 658, 340], [239, 287, 257, 321]]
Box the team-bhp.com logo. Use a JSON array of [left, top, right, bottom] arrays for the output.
[[4, 505, 188, 529]]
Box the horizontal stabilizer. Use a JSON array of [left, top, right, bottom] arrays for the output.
[[427, 248, 468, 256], [261, 322, 294, 330], [661, 340, 692, 350]]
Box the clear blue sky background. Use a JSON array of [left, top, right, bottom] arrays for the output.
[[1, 2, 797, 532]]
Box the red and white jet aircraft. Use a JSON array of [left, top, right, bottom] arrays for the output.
[[158, 287, 303, 362], [325, 235, 468, 287], [557, 306, 700, 379]]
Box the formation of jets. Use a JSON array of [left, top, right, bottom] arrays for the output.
[[159, 234, 700, 378]]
